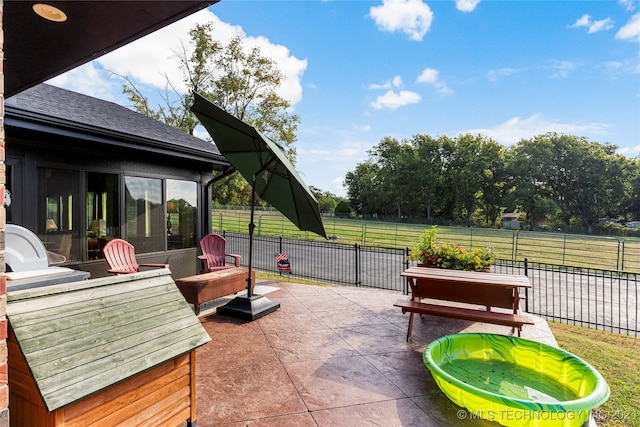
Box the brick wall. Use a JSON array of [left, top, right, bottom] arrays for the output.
[[0, 1, 9, 425]]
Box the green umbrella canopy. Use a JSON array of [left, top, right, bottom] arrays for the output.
[[191, 92, 327, 238]]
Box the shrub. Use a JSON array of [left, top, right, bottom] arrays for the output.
[[409, 226, 495, 272]]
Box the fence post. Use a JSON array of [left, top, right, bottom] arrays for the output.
[[404, 247, 411, 295], [354, 243, 360, 287], [362, 223, 366, 245], [619, 239, 623, 271], [279, 236, 283, 255], [524, 258, 529, 312]]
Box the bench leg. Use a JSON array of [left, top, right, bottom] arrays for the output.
[[194, 304, 201, 315], [406, 312, 415, 342]]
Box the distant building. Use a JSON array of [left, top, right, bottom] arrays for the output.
[[502, 212, 521, 230]]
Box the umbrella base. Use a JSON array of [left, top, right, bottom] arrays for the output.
[[216, 294, 280, 321]]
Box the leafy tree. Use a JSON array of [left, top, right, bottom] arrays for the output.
[[411, 134, 453, 222], [334, 200, 352, 217], [476, 139, 507, 226], [344, 161, 382, 216], [120, 22, 300, 205], [447, 134, 498, 226], [620, 156, 640, 221], [506, 136, 555, 229], [310, 186, 339, 214], [368, 137, 416, 221]]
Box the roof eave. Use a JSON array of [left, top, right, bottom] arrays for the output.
[[6, 107, 229, 167]]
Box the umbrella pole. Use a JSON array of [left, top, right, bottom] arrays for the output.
[[215, 174, 280, 321], [246, 175, 257, 298]]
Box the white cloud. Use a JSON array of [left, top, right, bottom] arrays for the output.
[[569, 14, 614, 33], [371, 90, 421, 109], [616, 13, 640, 42], [416, 67, 453, 94], [463, 114, 610, 144], [368, 75, 403, 90], [617, 144, 640, 156], [416, 68, 438, 84], [619, 0, 636, 12], [330, 176, 346, 195], [353, 124, 372, 132], [545, 60, 578, 78], [486, 67, 518, 83], [48, 9, 307, 108], [245, 35, 308, 106], [48, 62, 118, 101], [369, 0, 434, 41], [455, 0, 481, 13]]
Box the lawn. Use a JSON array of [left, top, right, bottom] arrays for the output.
[[548, 322, 638, 427], [213, 209, 640, 272]]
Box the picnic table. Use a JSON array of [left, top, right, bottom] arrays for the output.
[[395, 266, 533, 341]]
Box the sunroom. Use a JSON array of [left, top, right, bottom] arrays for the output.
[[5, 83, 230, 280]]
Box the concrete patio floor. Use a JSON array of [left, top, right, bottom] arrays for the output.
[[194, 280, 559, 427]]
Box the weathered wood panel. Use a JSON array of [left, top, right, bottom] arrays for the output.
[[7, 269, 209, 418]]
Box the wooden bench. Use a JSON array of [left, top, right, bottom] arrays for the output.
[[397, 267, 534, 341], [394, 300, 534, 340], [175, 267, 255, 314]]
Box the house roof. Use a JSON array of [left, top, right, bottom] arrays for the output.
[[7, 269, 211, 412], [6, 83, 229, 166], [4, 1, 218, 97]]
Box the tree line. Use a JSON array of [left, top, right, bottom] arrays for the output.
[[344, 132, 640, 232], [116, 21, 639, 233]]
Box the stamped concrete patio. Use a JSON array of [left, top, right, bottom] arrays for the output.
[[195, 280, 559, 427]]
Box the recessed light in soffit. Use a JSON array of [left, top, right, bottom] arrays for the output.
[[32, 3, 67, 22]]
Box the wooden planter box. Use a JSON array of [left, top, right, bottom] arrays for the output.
[[7, 269, 210, 427], [176, 267, 255, 314]]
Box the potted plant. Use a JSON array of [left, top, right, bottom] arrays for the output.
[[409, 226, 495, 272]]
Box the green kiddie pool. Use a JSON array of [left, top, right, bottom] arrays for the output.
[[424, 333, 609, 427]]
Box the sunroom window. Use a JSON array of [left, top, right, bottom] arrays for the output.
[[124, 176, 163, 253], [166, 179, 197, 250]]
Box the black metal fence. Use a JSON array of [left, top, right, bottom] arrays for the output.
[[222, 232, 639, 336]]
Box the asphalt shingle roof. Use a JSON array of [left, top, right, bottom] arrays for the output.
[[5, 83, 226, 163]]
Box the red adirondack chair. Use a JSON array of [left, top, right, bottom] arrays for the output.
[[103, 239, 169, 274], [198, 233, 241, 273]]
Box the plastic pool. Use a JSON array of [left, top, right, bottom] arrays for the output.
[[424, 333, 609, 427]]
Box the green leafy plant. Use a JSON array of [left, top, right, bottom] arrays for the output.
[[409, 226, 495, 272]]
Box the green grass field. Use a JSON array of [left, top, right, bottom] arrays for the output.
[[214, 209, 640, 272]]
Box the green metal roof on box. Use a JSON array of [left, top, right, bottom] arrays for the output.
[[6, 269, 211, 412]]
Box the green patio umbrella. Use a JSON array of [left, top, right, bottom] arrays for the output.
[[191, 92, 327, 320]]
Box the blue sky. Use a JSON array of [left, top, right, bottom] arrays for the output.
[[51, 0, 640, 197]]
